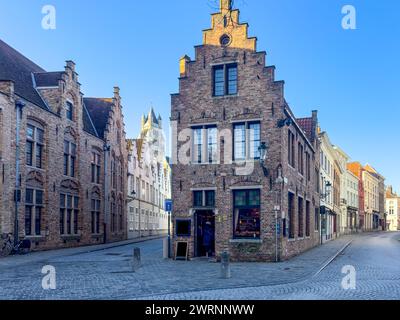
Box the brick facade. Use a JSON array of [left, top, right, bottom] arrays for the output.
[[171, 1, 320, 262], [0, 40, 127, 251]]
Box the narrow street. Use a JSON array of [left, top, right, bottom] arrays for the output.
[[0, 232, 399, 300]]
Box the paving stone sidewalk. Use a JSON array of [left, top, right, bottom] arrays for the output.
[[0, 234, 355, 300]]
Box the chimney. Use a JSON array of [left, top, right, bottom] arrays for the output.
[[179, 55, 191, 78]]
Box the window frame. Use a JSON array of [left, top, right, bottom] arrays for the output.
[[26, 124, 44, 169], [233, 121, 261, 162], [60, 193, 79, 236], [25, 188, 43, 236], [212, 63, 238, 97], [233, 189, 261, 239]]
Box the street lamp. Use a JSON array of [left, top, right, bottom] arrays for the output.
[[321, 181, 332, 201], [258, 142, 269, 177]]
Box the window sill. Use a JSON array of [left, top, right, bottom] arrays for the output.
[[212, 94, 238, 100], [61, 235, 81, 241], [24, 235, 46, 242], [229, 239, 263, 244]]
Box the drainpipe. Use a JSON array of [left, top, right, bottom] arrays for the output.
[[14, 100, 25, 246], [103, 143, 111, 243]]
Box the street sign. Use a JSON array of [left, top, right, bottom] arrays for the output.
[[165, 199, 173, 212]]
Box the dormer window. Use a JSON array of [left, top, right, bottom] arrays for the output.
[[66, 101, 74, 121], [213, 63, 237, 97]]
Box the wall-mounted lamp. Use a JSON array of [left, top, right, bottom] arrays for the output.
[[277, 117, 293, 128], [321, 181, 332, 201]]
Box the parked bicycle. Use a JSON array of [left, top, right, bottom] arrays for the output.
[[0, 234, 31, 257]]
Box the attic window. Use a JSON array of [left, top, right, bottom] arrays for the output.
[[220, 34, 231, 47]]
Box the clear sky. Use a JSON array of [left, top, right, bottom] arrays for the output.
[[1, 0, 399, 191]]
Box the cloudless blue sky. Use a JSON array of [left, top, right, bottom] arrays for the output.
[[1, 0, 399, 191]]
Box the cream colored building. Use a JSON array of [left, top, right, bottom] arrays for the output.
[[127, 109, 171, 238], [333, 146, 349, 234], [386, 187, 399, 231], [319, 132, 338, 242]]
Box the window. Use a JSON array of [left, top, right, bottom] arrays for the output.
[[91, 199, 101, 234], [60, 194, 79, 235], [66, 101, 74, 121], [298, 197, 304, 238], [288, 192, 295, 239], [64, 141, 76, 177], [288, 130, 295, 168], [193, 190, 215, 208], [213, 66, 224, 97], [306, 201, 311, 237], [91, 152, 101, 184], [213, 64, 238, 96], [298, 143, 304, 175], [234, 123, 246, 161], [233, 122, 261, 161], [111, 157, 117, 189], [315, 207, 320, 231], [118, 198, 123, 232], [26, 124, 44, 169], [192, 126, 218, 164], [111, 196, 116, 233], [25, 188, 43, 236], [207, 127, 218, 164], [233, 190, 261, 239], [306, 152, 311, 181]]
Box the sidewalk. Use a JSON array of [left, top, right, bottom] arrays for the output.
[[0, 234, 165, 270], [0, 233, 357, 300]]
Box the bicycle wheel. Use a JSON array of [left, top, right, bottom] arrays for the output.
[[0, 242, 13, 257]]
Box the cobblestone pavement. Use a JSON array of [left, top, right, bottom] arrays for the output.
[[0, 232, 398, 300], [138, 232, 400, 300]]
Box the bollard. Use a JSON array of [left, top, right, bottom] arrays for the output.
[[220, 251, 231, 279], [163, 238, 169, 259], [132, 247, 141, 272]]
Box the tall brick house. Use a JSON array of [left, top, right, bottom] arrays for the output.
[[0, 39, 127, 251], [171, 0, 320, 262]]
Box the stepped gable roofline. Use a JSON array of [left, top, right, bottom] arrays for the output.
[[83, 97, 114, 140]]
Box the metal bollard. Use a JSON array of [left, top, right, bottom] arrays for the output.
[[220, 251, 231, 279], [163, 238, 169, 259], [132, 247, 141, 272]]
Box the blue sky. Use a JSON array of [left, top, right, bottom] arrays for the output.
[[1, 0, 399, 191]]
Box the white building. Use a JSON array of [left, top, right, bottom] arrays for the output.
[[319, 132, 337, 242], [386, 186, 399, 231], [346, 170, 360, 232], [127, 109, 171, 238]]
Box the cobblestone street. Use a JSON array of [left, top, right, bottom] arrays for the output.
[[0, 232, 399, 300]]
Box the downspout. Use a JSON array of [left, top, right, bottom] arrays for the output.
[[103, 143, 110, 243], [14, 100, 25, 246]]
